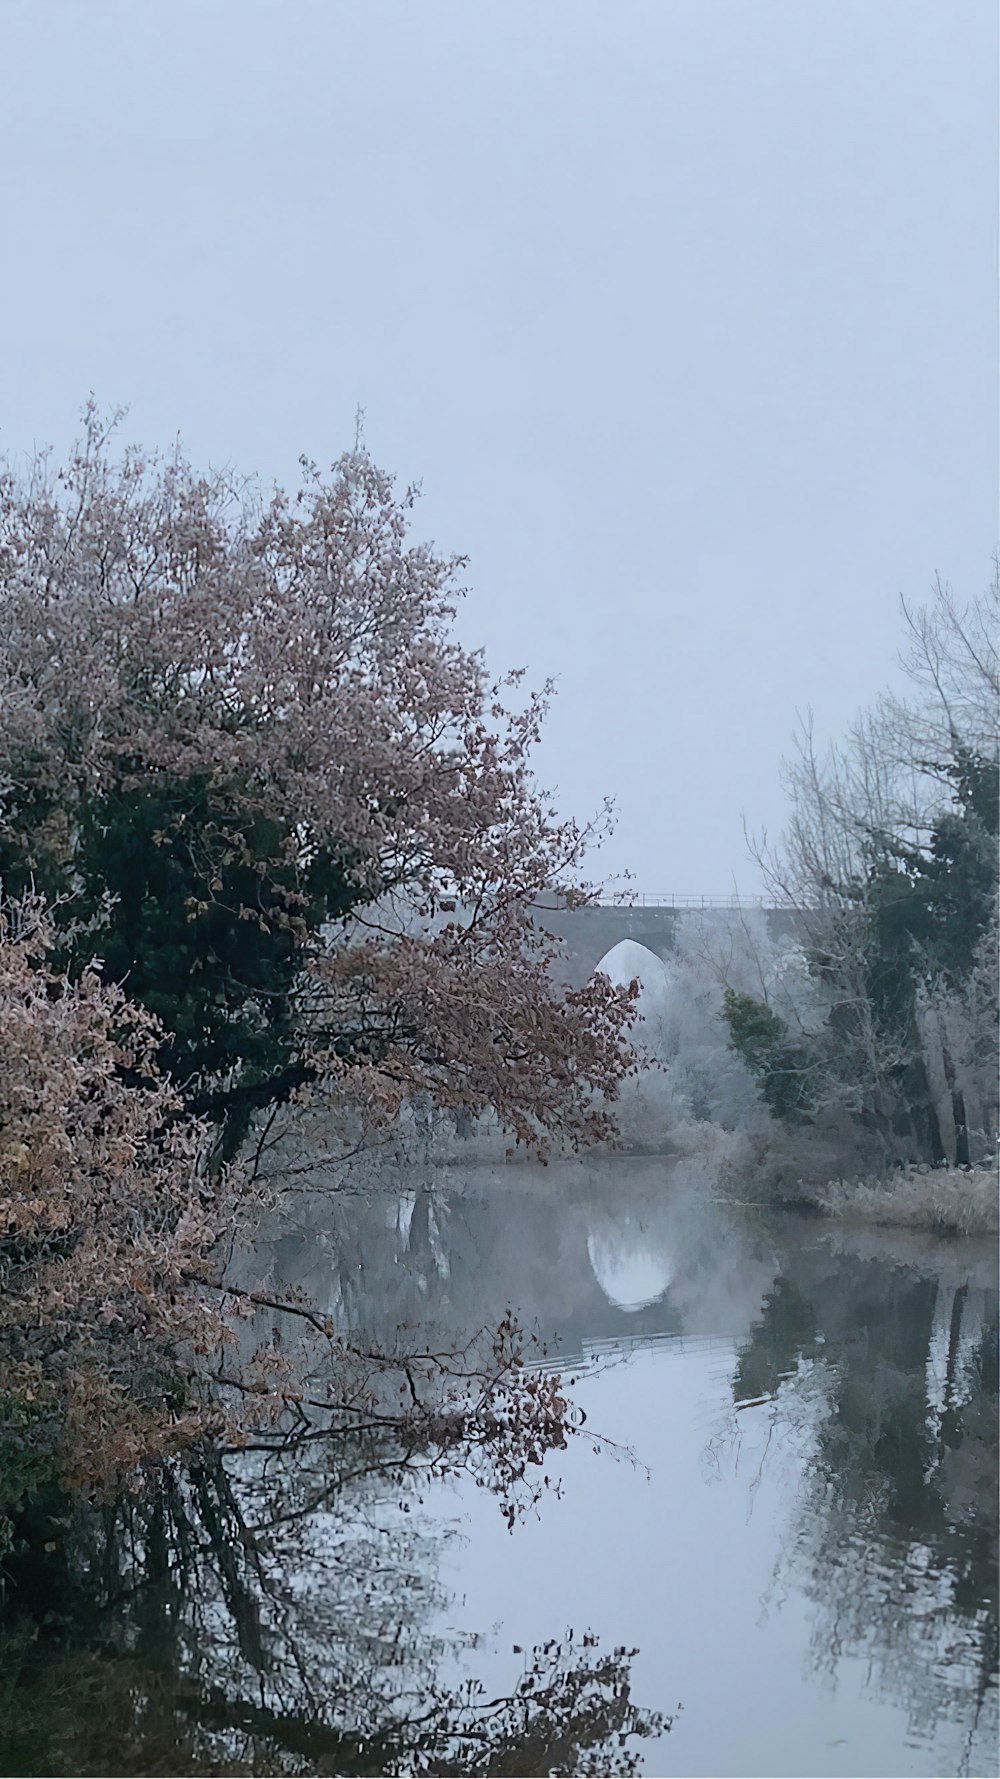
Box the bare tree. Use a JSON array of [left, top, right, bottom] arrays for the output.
[[740, 576, 998, 1168]]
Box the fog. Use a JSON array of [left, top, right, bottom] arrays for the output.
[[1, 0, 995, 887]]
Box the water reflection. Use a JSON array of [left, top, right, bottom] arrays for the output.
[[232, 1156, 999, 1773], [0, 1439, 667, 1777], [736, 1226, 998, 1768], [586, 1212, 674, 1310], [240, 1155, 780, 1362], [3, 1156, 997, 1777]]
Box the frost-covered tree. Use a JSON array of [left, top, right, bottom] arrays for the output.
[[0, 409, 635, 1163], [731, 578, 999, 1167], [660, 909, 816, 1131], [0, 896, 611, 1596], [589, 917, 821, 1146], [0, 899, 226, 1503]]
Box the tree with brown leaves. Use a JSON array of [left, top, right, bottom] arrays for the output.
[[0, 406, 636, 1163]]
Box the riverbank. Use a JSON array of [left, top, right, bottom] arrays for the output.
[[814, 1162, 998, 1238], [712, 1126, 998, 1237]]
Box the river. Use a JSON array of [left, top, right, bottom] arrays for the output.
[[3, 1155, 997, 1777]]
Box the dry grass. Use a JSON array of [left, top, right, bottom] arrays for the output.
[[816, 1163, 998, 1238]]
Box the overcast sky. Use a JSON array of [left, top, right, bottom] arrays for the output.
[[1, 0, 996, 893]]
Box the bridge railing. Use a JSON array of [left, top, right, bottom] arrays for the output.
[[593, 893, 771, 910]]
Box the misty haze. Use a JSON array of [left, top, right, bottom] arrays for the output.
[[0, 5, 996, 1778]]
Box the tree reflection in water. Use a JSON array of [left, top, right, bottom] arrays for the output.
[[734, 1226, 998, 1765], [1, 1432, 667, 1778], [3, 1161, 693, 1778]]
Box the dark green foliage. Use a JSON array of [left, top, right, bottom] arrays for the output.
[[857, 748, 998, 1158], [862, 863, 931, 1029], [0, 1402, 63, 1567], [1, 770, 364, 1158], [723, 989, 814, 1123], [727, 745, 998, 1160], [909, 748, 998, 985], [732, 1277, 817, 1404], [824, 866, 946, 1161]]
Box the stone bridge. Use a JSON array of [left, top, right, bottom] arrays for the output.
[[531, 896, 803, 986]]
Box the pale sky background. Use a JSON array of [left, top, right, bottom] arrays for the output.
[[1, 0, 996, 893]]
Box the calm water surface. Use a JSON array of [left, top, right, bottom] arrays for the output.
[[3, 1156, 997, 1777]]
